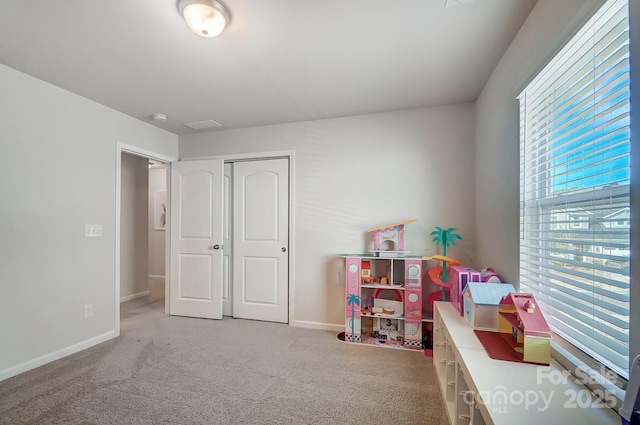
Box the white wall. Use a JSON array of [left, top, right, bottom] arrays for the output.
[[0, 63, 178, 380], [120, 153, 149, 300], [474, 0, 608, 283], [179, 104, 476, 328], [475, 0, 639, 364]]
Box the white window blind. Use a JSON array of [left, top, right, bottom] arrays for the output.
[[519, 0, 630, 378]]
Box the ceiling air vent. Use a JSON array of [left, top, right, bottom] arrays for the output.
[[183, 120, 223, 130], [445, 0, 474, 7]]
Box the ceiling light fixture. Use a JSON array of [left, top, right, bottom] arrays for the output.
[[178, 0, 231, 38]]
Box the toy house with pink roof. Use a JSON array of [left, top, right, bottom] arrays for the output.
[[498, 293, 551, 365]]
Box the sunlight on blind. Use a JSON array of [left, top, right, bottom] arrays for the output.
[[518, 0, 630, 378]]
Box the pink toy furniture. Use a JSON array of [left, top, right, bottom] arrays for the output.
[[342, 255, 425, 350], [345, 257, 362, 342], [450, 265, 481, 316], [426, 255, 460, 307], [403, 258, 422, 348]]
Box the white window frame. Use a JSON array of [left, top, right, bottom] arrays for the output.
[[518, 0, 630, 400]]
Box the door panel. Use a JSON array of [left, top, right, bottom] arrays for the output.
[[179, 254, 212, 299], [233, 158, 288, 323], [244, 172, 279, 241], [170, 160, 223, 319], [243, 257, 278, 304], [179, 172, 214, 238]]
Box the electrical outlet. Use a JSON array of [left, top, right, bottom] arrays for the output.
[[84, 224, 102, 237], [84, 304, 93, 318]]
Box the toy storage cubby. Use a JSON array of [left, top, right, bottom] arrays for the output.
[[342, 255, 433, 351], [457, 367, 485, 425], [433, 302, 487, 425]]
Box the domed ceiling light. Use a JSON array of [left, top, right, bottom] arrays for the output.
[[178, 0, 231, 38]]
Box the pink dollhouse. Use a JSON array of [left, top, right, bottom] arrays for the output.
[[367, 220, 416, 257], [498, 293, 551, 365], [342, 255, 424, 350], [341, 220, 426, 351]]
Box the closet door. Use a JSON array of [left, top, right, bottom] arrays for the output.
[[169, 159, 224, 319], [233, 159, 289, 323]]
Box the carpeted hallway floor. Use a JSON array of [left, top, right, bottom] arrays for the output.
[[0, 296, 447, 424]]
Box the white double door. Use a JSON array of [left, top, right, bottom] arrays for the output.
[[170, 158, 289, 323]]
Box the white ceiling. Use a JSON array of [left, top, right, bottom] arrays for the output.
[[0, 0, 537, 135]]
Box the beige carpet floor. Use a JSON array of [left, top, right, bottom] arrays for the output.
[[0, 296, 447, 424]]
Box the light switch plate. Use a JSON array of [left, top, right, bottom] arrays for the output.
[[85, 224, 102, 237]]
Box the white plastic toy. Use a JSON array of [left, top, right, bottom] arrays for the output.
[[621, 354, 640, 425]]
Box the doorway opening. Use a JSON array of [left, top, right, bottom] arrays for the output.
[[115, 142, 176, 337]]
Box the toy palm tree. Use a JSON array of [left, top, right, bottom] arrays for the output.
[[346, 293, 361, 341], [430, 227, 462, 300]]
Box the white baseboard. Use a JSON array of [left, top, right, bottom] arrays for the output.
[[290, 319, 343, 332], [120, 290, 150, 303], [0, 330, 116, 382], [148, 275, 165, 281]]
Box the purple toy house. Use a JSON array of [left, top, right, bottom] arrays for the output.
[[450, 265, 482, 316]]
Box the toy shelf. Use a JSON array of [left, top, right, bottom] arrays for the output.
[[342, 255, 432, 352], [361, 283, 404, 290], [361, 312, 404, 319], [358, 335, 412, 349], [358, 313, 434, 322], [339, 254, 431, 260]]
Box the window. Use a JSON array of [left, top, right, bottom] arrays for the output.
[[518, 0, 630, 380]]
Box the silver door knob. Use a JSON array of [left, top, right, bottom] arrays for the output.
[[211, 244, 220, 250], [281, 247, 287, 252]]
